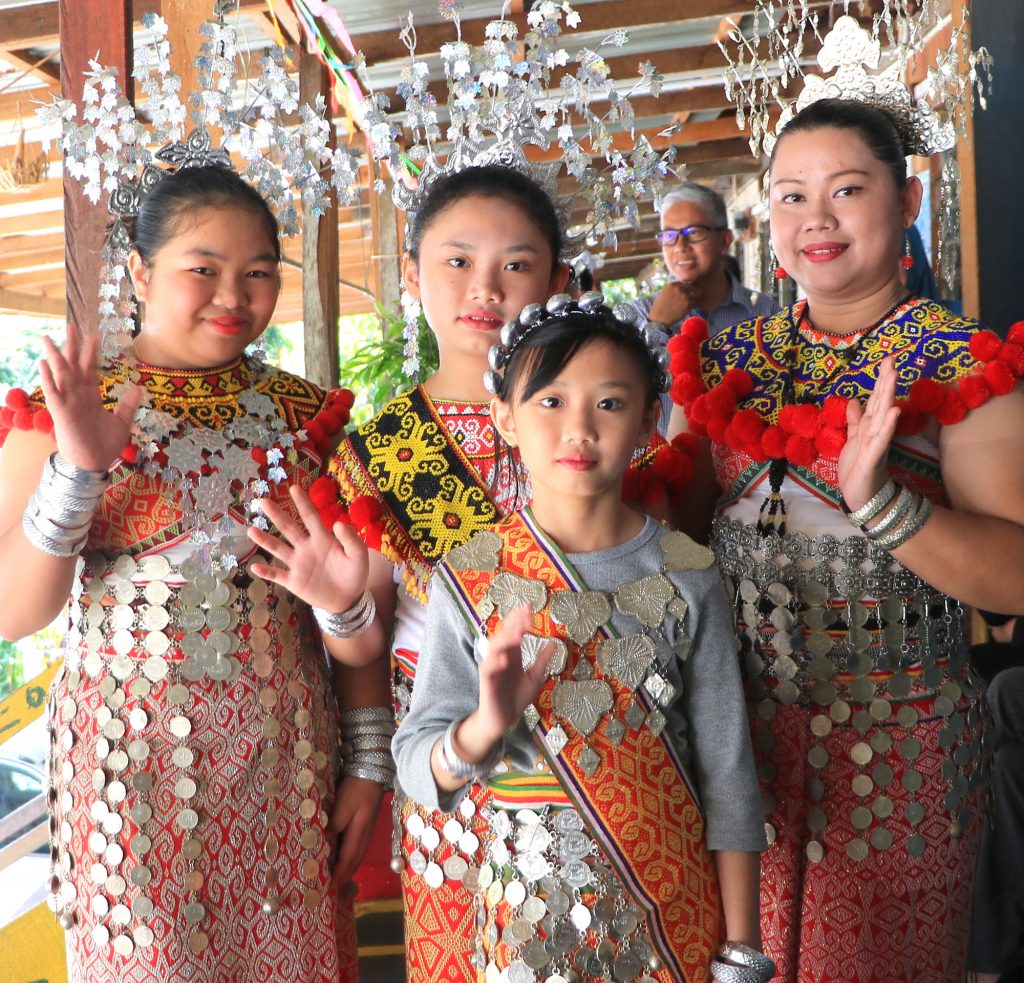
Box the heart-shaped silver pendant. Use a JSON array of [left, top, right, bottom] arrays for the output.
[[660, 530, 715, 571], [595, 634, 656, 691], [446, 530, 502, 571], [550, 590, 612, 645], [520, 633, 568, 675], [614, 574, 676, 628], [488, 572, 547, 616], [552, 679, 613, 736]]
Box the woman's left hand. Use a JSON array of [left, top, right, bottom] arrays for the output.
[[837, 356, 901, 512], [328, 776, 387, 890]]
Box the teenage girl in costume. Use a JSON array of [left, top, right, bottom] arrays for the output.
[[252, 164, 570, 983], [0, 166, 377, 983], [388, 301, 769, 983], [667, 98, 1024, 982]]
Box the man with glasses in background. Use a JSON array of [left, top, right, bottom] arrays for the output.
[[634, 182, 776, 339]]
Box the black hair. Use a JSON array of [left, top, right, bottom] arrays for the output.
[[769, 98, 908, 190], [501, 308, 661, 408], [493, 308, 661, 508], [406, 165, 563, 270], [132, 165, 281, 263]]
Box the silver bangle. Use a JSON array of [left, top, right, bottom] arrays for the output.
[[873, 495, 933, 551], [313, 589, 376, 638], [341, 706, 393, 726], [346, 763, 395, 787], [22, 453, 109, 559], [711, 943, 776, 983], [842, 478, 897, 528], [348, 749, 395, 770], [863, 484, 914, 538], [21, 513, 90, 558], [437, 719, 504, 781]]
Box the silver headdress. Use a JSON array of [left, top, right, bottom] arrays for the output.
[[719, 1, 992, 160], [718, 0, 993, 291], [482, 293, 672, 398], [352, 1, 679, 253], [37, 0, 364, 357]]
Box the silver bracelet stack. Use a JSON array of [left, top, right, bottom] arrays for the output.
[[313, 589, 376, 638], [710, 941, 776, 983], [22, 453, 109, 558], [341, 706, 395, 787], [436, 719, 505, 781], [842, 479, 933, 551]]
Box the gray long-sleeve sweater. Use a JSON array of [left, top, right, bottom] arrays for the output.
[[393, 516, 766, 853]]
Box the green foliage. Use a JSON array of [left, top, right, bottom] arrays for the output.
[[260, 323, 293, 364], [0, 639, 25, 703], [338, 303, 438, 424], [597, 277, 641, 304]]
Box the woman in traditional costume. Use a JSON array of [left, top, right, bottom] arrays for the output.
[[667, 98, 1024, 981], [388, 299, 771, 983], [0, 166, 375, 982]]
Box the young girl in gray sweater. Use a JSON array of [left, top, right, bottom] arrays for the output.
[[393, 297, 773, 983]]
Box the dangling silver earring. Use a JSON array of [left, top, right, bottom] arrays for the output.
[[400, 287, 421, 378], [251, 333, 266, 362]]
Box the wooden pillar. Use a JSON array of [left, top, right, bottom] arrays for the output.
[[952, 0, 981, 320], [164, 0, 209, 127], [59, 0, 132, 331], [300, 51, 340, 388], [970, 0, 1024, 334], [367, 145, 402, 322]]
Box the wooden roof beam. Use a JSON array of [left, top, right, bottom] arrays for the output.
[[349, 0, 786, 65], [0, 285, 64, 317]]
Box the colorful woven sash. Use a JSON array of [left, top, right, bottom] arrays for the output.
[[439, 510, 722, 983], [332, 385, 500, 601]]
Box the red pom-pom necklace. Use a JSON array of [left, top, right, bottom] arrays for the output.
[[667, 305, 1024, 532]]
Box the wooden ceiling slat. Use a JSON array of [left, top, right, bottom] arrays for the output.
[[349, 0, 788, 66]]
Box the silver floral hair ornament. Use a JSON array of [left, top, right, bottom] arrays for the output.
[[346, 0, 679, 380], [352, 0, 679, 254], [717, 1, 993, 292], [37, 0, 364, 358]]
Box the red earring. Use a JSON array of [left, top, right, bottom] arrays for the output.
[[901, 234, 914, 270], [774, 265, 788, 280]]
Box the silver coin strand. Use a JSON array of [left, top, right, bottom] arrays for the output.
[[712, 513, 984, 862], [469, 804, 664, 983]]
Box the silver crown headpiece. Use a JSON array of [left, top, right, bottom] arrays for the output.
[[719, 0, 992, 160], [718, 0, 992, 292], [351, 0, 679, 254], [482, 292, 671, 397], [37, 0, 364, 356]]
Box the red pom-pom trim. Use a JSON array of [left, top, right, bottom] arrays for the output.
[[935, 390, 967, 426], [679, 316, 709, 342], [120, 442, 139, 464], [12, 408, 33, 430], [908, 378, 945, 414], [970, 330, 1003, 363], [983, 360, 1017, 396], [32, 408, 54, 434], [821, 395, 849, 429], [958, 373, 991, 410], [5, 388, 30, 410]]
